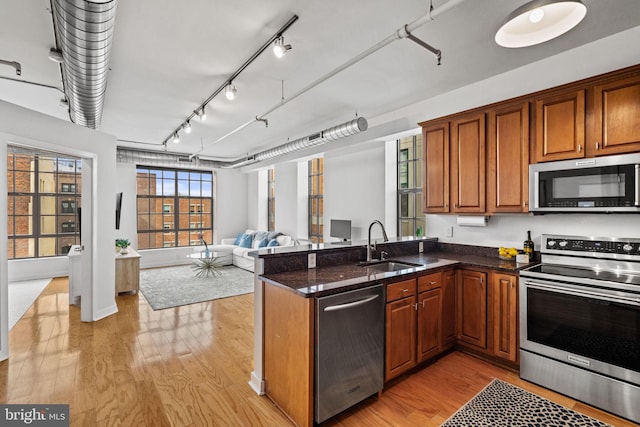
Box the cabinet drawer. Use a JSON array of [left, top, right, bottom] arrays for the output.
[[418, 272, 442, 293], [386, 279, 416, 302]]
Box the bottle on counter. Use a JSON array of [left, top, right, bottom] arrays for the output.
[[524, 230, 534, 256]]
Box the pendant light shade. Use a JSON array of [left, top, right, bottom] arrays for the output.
[[495, 0, 587, 48]]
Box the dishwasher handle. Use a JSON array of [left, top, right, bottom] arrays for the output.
[[323, 294, 380, 312]]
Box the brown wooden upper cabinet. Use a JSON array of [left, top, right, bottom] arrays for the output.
[[422, 121, 450, 213], [534, 89, 585, 163], [487, 102, 530, 213], [590, 74, 640, 156], [450, 113, 486, 213]]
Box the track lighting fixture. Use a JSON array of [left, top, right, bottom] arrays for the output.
[[225, 82, 237, 100], [273, 36, 292, 58], [159, 14, 299, 148], [495, 0, 587, 48], [195, 107, 206, 121]]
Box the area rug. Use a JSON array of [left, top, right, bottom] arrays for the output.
[[139, 265, 254, 310], [441, 379, 611, 427]]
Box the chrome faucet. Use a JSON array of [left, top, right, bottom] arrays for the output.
[[367, 220, 389, 261]]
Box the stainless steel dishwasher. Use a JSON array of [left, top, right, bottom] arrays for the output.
[[315, 283, 384, 423]]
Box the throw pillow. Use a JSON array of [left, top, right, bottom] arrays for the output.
[[252, 238, 268, 249], [233, 232, 243, 246], [267, 239, 279, 247], [238, 233, 253, 248]]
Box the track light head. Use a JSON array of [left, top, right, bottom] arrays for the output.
[[183, 121, 192, 134], [172, 132, 180, 144], [225, 82, 237, 100], [196, 107, 207, 121], [273, 36, 292, 58]]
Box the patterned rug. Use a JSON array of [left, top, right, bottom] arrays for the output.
[[139, 265, 254, 310], [441, 379, 611, 427]]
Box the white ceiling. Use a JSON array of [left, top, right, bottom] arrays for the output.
[[1, 0, 639, 163]]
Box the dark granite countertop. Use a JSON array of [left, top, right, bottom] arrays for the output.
[[259, 250, 538, 298]]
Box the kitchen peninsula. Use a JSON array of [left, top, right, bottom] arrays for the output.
[[251, 238, 536, 426]]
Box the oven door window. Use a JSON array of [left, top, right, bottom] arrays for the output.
[[539, 164, 636, 207], [527, 288, 640, 371]]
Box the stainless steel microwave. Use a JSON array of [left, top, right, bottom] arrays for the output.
[[529, 153, 640, 213]]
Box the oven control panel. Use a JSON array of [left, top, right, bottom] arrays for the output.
[[544, 236, 640, 256]]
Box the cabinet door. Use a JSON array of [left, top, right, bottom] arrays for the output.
[[491, 273, 518, 362], [487, 102, 529, 213], [457, 269, 487, 349], [423, 122, 450, 213], [534, 89, 585, 162], [450, 113, 486, 213], [591, 74, 640, 156], [385, 296, 417, 381], [441, 269, 457, 348], [417, 289, 441, 363]]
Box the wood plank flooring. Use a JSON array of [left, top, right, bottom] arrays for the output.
[[1, 277, 637, 426]]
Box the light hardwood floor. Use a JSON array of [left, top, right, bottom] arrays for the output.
[[0, 277, 637, 426]]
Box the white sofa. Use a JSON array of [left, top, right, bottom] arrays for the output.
[[206, 229, 293, 272]]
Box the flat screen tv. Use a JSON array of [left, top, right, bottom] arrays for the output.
[[116, 192, 123, 230], [330, 219, 351, 241]]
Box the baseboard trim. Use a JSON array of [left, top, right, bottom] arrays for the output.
[[249, 371, 265, 395]]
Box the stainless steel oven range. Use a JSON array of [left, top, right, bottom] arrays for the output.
[[519, 234, 640, 424]]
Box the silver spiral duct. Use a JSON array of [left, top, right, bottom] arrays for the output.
[[253, 117, 368, 161], [52, 0, 118, 129]]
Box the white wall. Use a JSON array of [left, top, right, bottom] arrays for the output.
[[324, 141, 388, 241], [274, 162, 299, 238]]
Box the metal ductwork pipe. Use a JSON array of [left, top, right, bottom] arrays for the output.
[[52, 0, 118, 129], [253, 117, 368, 162]]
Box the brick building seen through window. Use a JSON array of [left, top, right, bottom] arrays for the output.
[[136, 166, 213, 249], [7, 148, 81, 259]]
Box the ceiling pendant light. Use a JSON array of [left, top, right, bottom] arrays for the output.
[[225, 82, 237, 100], [495, 0, 587, 48], [273, 36, 292, 58], [172, 132, 180, 144]]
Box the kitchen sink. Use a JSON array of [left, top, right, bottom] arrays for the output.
[[360, 260, 422, 272]]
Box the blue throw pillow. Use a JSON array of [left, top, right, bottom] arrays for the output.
[[267, 239, 279, 247], [238, 233, 253, 248], [256, 238, 268, 248], [233, 232, 243, 245]]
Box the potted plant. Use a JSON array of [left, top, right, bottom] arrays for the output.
[[115, 238, 130, 255]]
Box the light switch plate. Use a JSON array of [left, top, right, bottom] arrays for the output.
[[308, 253, 316, 269], [419, 242, 424, 253], [445, 226, 453, 237]]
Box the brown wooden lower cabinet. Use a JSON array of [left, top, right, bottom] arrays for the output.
[[457, 269, 487, 349], [385, 269, 458, 382], [456, 268, 520, 365], [490, 272, 519, 363], [385, 279, 417, 381]]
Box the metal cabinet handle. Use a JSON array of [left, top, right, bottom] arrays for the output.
[[578, 144, 582, 152], [523, 201, 527, 207], [421, 300, 426, 307], [402, 288, 409, 293], [428, 281, 436, 285], [413, 303, 418, 310], [596, 141, 600, 150]]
